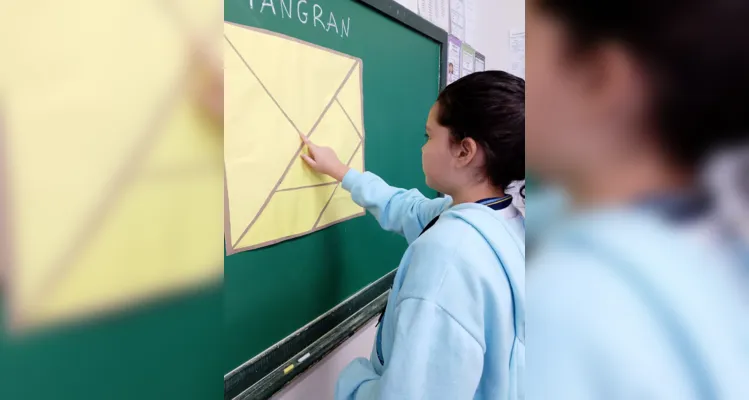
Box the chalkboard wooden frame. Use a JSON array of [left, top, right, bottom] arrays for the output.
[[223, 1, 448, 398], [228, 272, 393, 399], [356, 0, 449, 90]]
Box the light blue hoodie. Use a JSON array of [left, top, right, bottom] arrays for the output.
[[526, 190, 749, 399], [335, 170, 525, 400]]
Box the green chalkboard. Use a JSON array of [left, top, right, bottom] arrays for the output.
[[224, 0, 443, 374], [0, 287, 222, 400]]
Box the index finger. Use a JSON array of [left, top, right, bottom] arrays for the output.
[[298, 131, 313, 146]]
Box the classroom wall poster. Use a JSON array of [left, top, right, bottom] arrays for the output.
[[464, 0, 477, 45], [460, 43, 475, 77], [417, 0, 449, 31], [435, 0, 449, 30], [447, 35, 462, 84], [398, 0, 419, 14], [475, 52, 486, 72], [449, 0, 466, 41], [509, 29, 525, 78]]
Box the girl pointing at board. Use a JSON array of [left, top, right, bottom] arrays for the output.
[[300, 71, 525, 400]]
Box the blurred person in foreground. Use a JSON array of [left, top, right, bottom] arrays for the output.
[[526, 0, 749, 398], [191, 40, 223, 126]]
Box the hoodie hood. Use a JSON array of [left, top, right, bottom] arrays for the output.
[[442, 203, 526, 342]]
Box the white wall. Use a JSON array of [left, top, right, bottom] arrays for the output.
[[271, 318, 378, 400], [270, 1, 524, 398], [396, 0, 525, 72], [470, 0, 525, 72]]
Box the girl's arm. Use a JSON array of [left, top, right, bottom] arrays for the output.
[[341, 169, 451, 244], [299, 132, 451, 243]]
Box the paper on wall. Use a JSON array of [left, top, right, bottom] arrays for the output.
[[475, 52, 486, 72], [447, 35, 462, 84], [417, 0, 449, 31], [464, 0, 477, 45], [0, 0, 223, 332], [224, 23, 366, 254], [449, 0, 466, 41], [509, 29, 525, 78], [396, 0, 419, 14], [417, 0, 431, 23], [461, 43, 475, 77], [434, 0, 450, 31]]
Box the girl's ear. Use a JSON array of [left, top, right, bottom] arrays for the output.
[[457, 137, 479, 167]]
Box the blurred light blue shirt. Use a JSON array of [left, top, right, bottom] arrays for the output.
[[335, 170, 525, 400], [527, 189, 749, 399]]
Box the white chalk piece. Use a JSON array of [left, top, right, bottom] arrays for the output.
[[298, 353, 311, 364]]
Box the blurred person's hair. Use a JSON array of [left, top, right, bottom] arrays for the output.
[[538, 0, 749, 167]]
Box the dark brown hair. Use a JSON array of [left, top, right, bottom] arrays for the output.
[[436, 71, 525, 189]]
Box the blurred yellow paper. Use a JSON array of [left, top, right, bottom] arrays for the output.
[[0, 0, 223, 332], [223, 23, 365, 254]]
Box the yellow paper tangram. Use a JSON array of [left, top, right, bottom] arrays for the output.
[[224, 23, 366, 254], [0, 0, 223, 331]]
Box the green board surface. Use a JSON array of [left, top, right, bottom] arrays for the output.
[[224, 0, 442, 373], [0, 287, 222, 399]]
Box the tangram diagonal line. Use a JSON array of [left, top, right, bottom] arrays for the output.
[[24, 70, 194, 319], [312, 140, 363, 229], [275, 181, 339, 192], [223, 34, 304, 137], [0, 107, 9, 283], [229, 43, 360, 248], [4, 0, 223, 332], [335, 98, 363, 139]]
